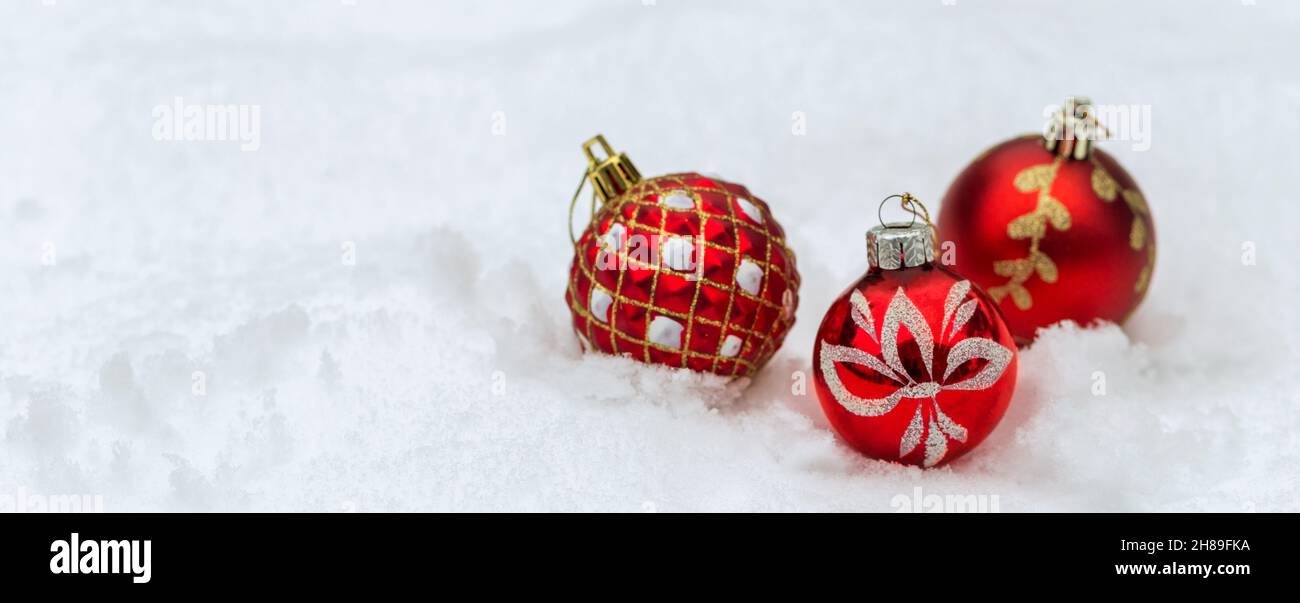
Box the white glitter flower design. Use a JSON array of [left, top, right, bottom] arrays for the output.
[[818, 280, 1012, 467]]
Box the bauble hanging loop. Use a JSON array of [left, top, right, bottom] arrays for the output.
[[582, 134, 642, 204], [1043, 95, 1108, 160], [869, 193, 937, 269]]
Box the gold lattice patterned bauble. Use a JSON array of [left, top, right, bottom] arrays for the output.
[[564, 136, 799, 378]]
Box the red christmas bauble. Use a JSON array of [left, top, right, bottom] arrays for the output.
[[937, 109, 1155, 344], [813, 219, 1017, 467], [565, 137, 799, 378]]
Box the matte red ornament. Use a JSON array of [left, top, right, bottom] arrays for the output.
[[565, 135, 799, 378], [936, 97, 1155, 345], [813, 205, 1017, 468]]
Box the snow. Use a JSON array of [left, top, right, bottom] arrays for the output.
[[1, 0, 1298, 512]]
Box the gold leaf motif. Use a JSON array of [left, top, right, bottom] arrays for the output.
[[991, 158, 1066, 311], [1134, 243, 1156, 293], [1008, 284, 1032, 310], [1039, 195, 1072, 231], [1091, 164, 1118, 202], [989, 283, 1032, 310], [1135, 264, 1151, 293], [993, 258, 1033, 280], [1126, 191, 1154, 293], [1034, 253, 1058, 283], [1122, 189, 1148, 216], [1007, 213, 1045, 240], [1013, 164, 1056, 193], [994, 155, 1155, 312], [1129, 218, 1146, 250]]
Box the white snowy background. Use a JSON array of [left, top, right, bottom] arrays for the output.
[[1, 0, 1297, 512]]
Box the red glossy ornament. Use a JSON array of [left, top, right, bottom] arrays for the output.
[[565, 135, 799, 378], [937, 97, 1155, 345], [813, 204, 1017, 467]]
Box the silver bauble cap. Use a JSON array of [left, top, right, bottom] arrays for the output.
[[866, 222, 936, 270]]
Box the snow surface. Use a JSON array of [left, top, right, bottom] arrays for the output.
[[1, 0, 1298, 512]]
